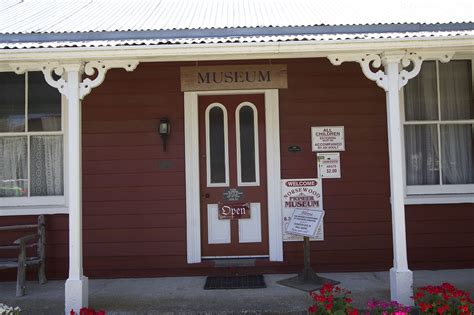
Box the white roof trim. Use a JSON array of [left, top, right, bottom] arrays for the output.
[[1, 30, 473, 50], [1, 34, 473, 66]]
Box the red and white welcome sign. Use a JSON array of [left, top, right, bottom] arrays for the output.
[[281, 178, 324, 241]]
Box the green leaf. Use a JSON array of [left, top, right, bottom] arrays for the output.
[[333, 310, 345, 315]]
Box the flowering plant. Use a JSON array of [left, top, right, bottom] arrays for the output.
[[366, 300, 411, 314], [308, 283, 359, 315], [70, 307, 105, 315], [412, 282, 473, 315], [0, 304, 20, 315]]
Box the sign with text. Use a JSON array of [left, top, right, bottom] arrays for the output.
[[286, 208, 325, 237], [180, 64, 287, 91], [311, 126, 345, 152], [317, 152, 341, 179], [218, 202, 251, 220], [222, 188, 244, 201], [281, 179, 324, 241]]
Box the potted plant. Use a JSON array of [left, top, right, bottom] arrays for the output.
[[308, 283, 359, 315], [412, 282, 473, 315]]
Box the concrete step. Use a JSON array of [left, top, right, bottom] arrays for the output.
[[211, 258, 257, 268]]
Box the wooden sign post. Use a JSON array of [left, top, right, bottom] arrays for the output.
[[278, 209, 339, 291]]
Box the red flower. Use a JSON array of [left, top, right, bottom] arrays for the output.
[[320, 283, 334, 294], [441, 283, 455, 292], [348, 309, 359, 315], [308, 305, 317, 313], [414, 291, 425, 300], [344, 298, 353, 304], [459, 305, 469, 313], [437, 304, 449, 314], [316, 295, 326, 303], [419, 302, 432, 312], [325, 302, 334, 311]]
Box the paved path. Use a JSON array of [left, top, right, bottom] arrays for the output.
[[1, 269, 473, 314]]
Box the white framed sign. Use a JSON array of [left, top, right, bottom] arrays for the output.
[[311, 126, 345, 152], [286, 208, 325, 237], [281, 179, 324, 241], [317, 152, 341, 179]]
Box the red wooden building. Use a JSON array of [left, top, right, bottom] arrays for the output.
[[0, 0, 473, 313]]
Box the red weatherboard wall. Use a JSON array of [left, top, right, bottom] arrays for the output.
[[0, 58, 473, 281]]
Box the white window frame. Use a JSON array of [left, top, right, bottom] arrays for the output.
[[236, 102, 260, 187], [401, 58, 474, 204], [205, 102, 230, 188], [0, 71, 68, 215]]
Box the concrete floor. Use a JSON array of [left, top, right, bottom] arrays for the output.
[[0, 269, 473, 315]]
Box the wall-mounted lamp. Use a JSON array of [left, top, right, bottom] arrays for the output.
[[159, 117, 170, 151]]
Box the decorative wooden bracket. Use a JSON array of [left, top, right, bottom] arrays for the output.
[[79, 60, 138, 99], [327, 50, 454, 91], [10, 60, 139, 100]]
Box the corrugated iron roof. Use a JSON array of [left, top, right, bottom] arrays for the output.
[[1, 0, 473, 34], [0, 0, 472, 50]]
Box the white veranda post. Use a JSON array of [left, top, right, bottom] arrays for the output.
[[63, 64, 88, 314], [10, 60, 138, 314], [383, 53, 413, 305], [328, 50, 453, 305]]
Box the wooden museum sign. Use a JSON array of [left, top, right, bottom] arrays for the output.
[[180, 64, 287, 91]]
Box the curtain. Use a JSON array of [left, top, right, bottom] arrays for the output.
[[404, 60, 474, 186], [30, 135, 64, 196], [0, 137, 27, 197], [40, 116, 61, 131], [439, 61, 473, 184], [404, 62, 440, 185]]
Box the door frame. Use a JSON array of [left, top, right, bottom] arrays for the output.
[[184, 89, 283, 263]]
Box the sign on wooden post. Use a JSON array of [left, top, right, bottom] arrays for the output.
[[281, 179, 324, 241], [286, 208, 325, 237]]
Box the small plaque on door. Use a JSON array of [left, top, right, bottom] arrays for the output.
[[222, 188, 244, 201], [218, 202, 251, 220]]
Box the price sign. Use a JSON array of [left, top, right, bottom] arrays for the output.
[[317, 153, 341, 179]]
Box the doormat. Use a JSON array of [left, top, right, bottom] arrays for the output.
[[204, 275, 266, 289]]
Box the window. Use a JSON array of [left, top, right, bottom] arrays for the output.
[[0, 72, 64, 206], [236, 102, 260, 186], [403, 60, 474, 197], [205, 103, 229, 187]]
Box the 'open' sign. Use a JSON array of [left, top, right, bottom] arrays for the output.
[[218, 202, 251, 220]]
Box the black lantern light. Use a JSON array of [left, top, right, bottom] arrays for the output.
[[159, 117, 170, 151]]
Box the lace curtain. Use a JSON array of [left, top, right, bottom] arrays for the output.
[[404, 61, 473, 185], [31, 135, 64, 196], [439, 61, 473, 184], [0, 135, 63, 197], [0, 137, 27, 197]]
